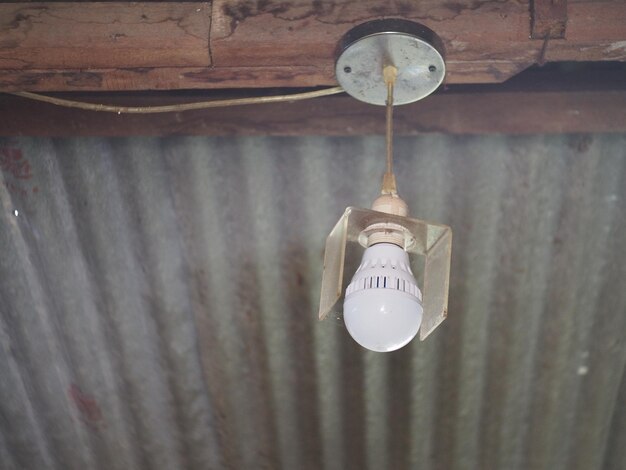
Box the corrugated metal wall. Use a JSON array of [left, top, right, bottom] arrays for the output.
[[0, 134, 625, 470]]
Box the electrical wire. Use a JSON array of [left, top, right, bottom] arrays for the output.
[[381, 65, 398, 195], [385, 78, 394, 176], [7, 86, 344, 114]]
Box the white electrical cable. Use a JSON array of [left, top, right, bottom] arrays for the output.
[[8, 87, 344, 114]]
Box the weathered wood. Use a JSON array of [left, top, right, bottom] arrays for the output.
[[0, 1, 624, 92], [211, 0, 626, 84], [211, 0, 534, 83], [2, 87, 625, 136], [444, 61, 533, 85], [0, 2, 211, 69], [531, 0, 568, 39], [0, 62, 533, 92], [0, 66, 334, 91], [567, 2, 626, 42]]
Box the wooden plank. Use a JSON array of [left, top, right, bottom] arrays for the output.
[[211, 0, 530, 65], [0, 1, 623, 92], [444, 61, 533, 84], [2, 87, 625, 136], [531, 0, 568, 39], [211, 0, 534, 84], [211, 0, 626, 85], [0, 62, 534, 92], [542, 3, 626, 61], [0, 65, 335, 91], [0, 2, 211, 69], [567, 2, 626, 42]]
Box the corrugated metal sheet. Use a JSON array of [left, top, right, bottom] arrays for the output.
[[0, 134, 625, 470]]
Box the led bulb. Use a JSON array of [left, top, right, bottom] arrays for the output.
[[343, 243, 423, 352]]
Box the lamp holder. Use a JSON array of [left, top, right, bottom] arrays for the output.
[[364, 194, 411, 248], [359, 221, 416, 249], [335, 19, 445, 106]]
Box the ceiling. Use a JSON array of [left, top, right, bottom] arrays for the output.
[[0, 2, 625, 469], [0, 133, 624, 470]]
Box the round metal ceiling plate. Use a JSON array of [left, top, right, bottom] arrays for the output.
[[335, 20, 445, 106]]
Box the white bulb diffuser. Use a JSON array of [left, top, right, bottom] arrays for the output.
[[344, 242, 423, 352]]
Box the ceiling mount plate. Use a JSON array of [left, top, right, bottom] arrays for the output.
[[335, 19, 446, 106]]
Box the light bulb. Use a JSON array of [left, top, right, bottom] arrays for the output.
[[343, 242, 423, 352]]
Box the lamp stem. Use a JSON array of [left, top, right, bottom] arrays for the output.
[[382, 65, 398, 195]]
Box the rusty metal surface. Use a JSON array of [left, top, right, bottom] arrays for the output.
[[0, 134, 625, 470]]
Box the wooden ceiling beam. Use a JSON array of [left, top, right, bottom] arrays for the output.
[[0, 1, 624, 92], [0, 65, 335, 92], [0, 3, 212, 69], [531, 0, 568, 39]]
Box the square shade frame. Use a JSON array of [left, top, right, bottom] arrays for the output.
[[318, 207, 452, 340]]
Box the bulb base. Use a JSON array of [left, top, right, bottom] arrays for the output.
[[364, 194, 412, 247]]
